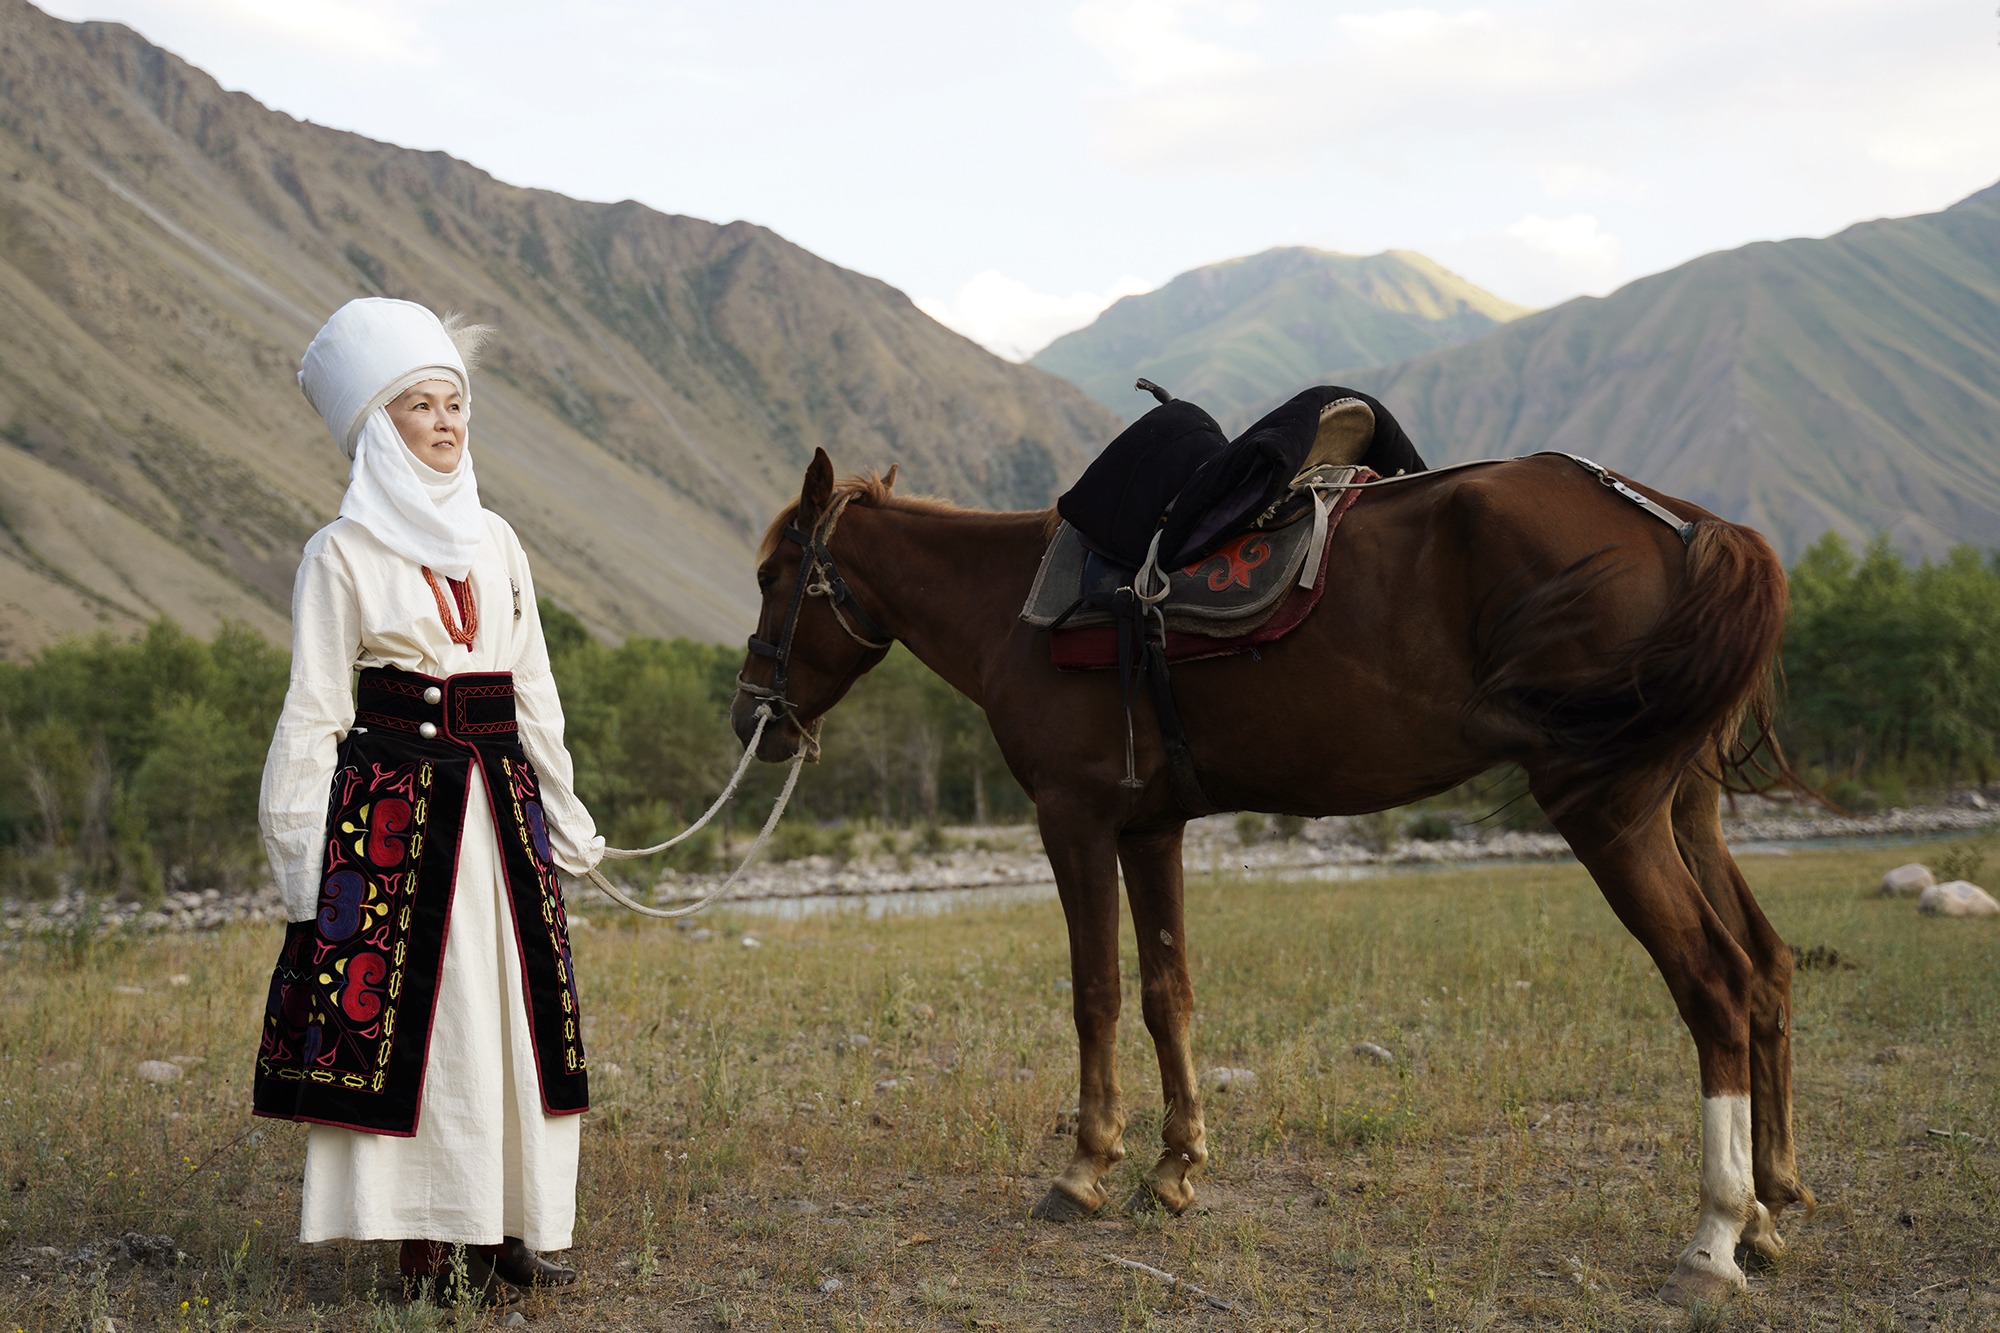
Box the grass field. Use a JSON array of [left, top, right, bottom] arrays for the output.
[[2, 838, 1996, 1331]]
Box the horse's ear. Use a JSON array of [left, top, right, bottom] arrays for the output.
[[881, 464, 898, 493], [800, 448, 835, 526]]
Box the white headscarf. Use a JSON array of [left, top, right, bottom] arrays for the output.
[[298, 298, 486, 580]]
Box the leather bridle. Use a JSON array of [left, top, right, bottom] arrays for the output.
[[738, 493, 892, 729]]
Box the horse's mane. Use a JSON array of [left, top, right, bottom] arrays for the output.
[[757, 470, 1056, 561]]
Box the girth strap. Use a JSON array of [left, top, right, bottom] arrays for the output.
[[1048, 580, 1216, 816], [1142, 636, 1216, 816]]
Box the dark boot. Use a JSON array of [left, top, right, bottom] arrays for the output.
[[398, 1239, 515, 1307], [487, 1236, 579, 1289]]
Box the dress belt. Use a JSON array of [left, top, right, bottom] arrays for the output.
[[353, 666, 518, 743]]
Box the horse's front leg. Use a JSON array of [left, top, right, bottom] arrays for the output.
[[1118, 824, 1206, 1214], [1031, 798, 1126, 1221]]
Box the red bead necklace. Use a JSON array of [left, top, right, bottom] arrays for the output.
[[422, 567, 478, 651]]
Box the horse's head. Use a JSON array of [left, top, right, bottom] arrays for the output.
[[732, 448, 896, 762]]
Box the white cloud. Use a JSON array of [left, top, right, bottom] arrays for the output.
[[1431, 214, 1624, 308], [1070, 0, 1263, 86], [1062, 0, 2000, 301], [1506, 214, 1618, 264], [1066, 0, 2000, 185], [149, 0, 433, 62], [917, 271, 1155, 361], [1533, 160, 1631, 201]]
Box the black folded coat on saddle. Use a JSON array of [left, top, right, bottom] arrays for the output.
[[1054, 385, 1426, 571], [1054, 398, 1228, 568]]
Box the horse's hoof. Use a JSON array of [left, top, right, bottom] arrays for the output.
[[1738, 1243, 1780, 1274], [1658, 1263, 1743, 1309], [1030, 1187, 1099, 1223], [1121, 1184, 1189, 1217], [1738, 1207, 1786, 1270]]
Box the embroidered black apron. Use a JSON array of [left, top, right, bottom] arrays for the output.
[[253, 667, 588, 1135]]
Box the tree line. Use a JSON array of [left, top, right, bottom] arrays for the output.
[[1, 532, 1994, 899], [1779, 533, 2000, 803]]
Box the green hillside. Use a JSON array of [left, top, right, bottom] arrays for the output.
[[1349, 184, 2000, 559], [0, 0, 1116, 657], [1031, 247, 1530, 429]]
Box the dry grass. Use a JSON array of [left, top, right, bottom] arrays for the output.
[[2, 839, 1996, 1331]]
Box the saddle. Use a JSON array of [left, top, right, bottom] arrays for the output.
[[1022, 466, 1371, 647], [1019, 381, 1426, 815]]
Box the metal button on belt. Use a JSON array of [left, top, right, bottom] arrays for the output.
[[423, 686, 442, 705], [418, 722, 438, 739]]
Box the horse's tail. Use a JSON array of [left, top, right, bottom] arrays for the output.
[[1473, 518, 1792, 819]]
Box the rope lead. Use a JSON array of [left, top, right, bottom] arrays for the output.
[[583, 703, 807, 919], [601, 705, 776, 859]]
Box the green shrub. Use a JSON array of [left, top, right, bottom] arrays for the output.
[[1934, 833, 1992, 885], [0, 621, 281, 898], [1351, 810, 1399, 854], [1405, 812, 1457, 842], [768, 820, 857, 864], [1826, 778, 1880, 814]]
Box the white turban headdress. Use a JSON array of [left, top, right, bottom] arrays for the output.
[[299, 297, 486, 580]]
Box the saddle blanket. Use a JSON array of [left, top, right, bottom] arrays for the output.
[[1024, 485, 1368, 671]]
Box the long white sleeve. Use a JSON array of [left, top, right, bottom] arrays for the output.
[[260, 542, 362, 922], [503, 531, 604, 877]]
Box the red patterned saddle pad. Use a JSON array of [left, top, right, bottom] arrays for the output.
[[1049, 487, 1365, 671]]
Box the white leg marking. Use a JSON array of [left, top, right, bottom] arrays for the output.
[[1678, 1094, 1754, 1290]]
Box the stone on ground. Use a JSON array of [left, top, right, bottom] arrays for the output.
[[120, 1233, 178, 1265], [1201, 1066, 1257, 1092], [1879, 863, 1935, 896], [1917, 880, 1999, 917], [134, 1060, 183, 1083]]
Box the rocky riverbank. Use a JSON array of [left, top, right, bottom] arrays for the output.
[[6, 794, 1996, 938]]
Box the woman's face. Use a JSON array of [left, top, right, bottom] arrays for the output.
[[386, 379, 467, 473]]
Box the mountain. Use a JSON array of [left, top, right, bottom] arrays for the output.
[[1031, 247, 1530, 430], [0, 0, 1118, 657], [1348, 186, 2000, 559]]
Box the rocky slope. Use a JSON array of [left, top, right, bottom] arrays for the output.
[[1349, 185, 2000, 559], [0, 0, 1117, 656]]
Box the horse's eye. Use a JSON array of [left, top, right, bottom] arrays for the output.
[[757, 570, 776, 593]]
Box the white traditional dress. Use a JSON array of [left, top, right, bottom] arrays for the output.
[[256, 298, 601, 1253]]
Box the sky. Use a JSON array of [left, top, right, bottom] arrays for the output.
[[40, 0, 2000, 360]]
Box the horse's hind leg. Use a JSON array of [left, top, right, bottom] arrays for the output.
[[1031, 800, 1127, 1220], [1671, 771, 1814, 1257], [1117, 824, 1207, 1213], [1536, 777, 1761, 1307]]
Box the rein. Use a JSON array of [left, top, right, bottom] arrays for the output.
[[584, 493, 888, 920]]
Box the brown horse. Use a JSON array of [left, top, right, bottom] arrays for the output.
[[731, 447, 1813, 1306]]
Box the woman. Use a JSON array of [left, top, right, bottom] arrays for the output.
[[254, 297, 602, 1298]]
